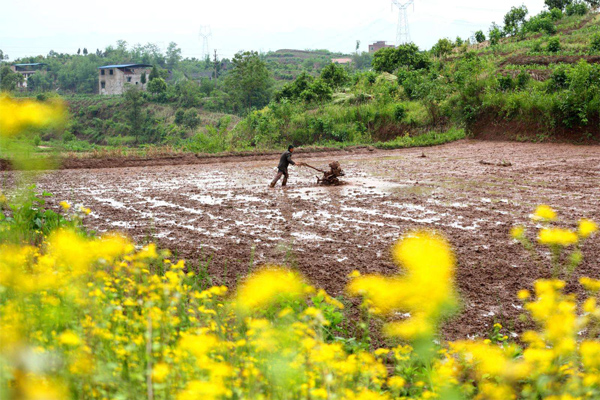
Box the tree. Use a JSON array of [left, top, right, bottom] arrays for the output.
[[182, 108, 201, 131], [545, 0, 573, 10], [372, 43, 430, 73], [147, 77, 167, 96], [224, 51, 273, 112], [0, 49, 7, 60], [166, 42, 182, 69], [431, 38, 454, 58], [504, 5, 529, 36], [124, 87, 144, 143], [149, 65, 159, 81], [320, 62, 349, 89], [174, 108, 185, 125], [475, 30, 487, 43], [489, 23, 505, 46], [77, 48, 81, 55], [140, 72, 147, 89], [83, 48, 88, 56], [0, 66, 24, 91]]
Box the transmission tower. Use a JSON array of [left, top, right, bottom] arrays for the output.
[[392, 0, 415, 46], [199, 25, 212, 60]]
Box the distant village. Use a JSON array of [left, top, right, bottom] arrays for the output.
[[8, 41, 391, 95]]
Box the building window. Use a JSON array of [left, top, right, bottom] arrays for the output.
[[127, 77, 131, 82], [101, 70, 105, 75], [135, 82, 138, 85], [101, 81, 106, 89], [109, 69, 113, 75]]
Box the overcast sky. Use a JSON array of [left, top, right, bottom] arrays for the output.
[[1, 0, 546, 61]]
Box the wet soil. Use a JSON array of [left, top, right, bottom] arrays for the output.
[[33, 140, 600, 341]]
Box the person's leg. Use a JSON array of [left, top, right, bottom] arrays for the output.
[[270, 171, 283, 187], [282, 171, 289, 186]]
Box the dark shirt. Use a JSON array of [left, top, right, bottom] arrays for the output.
[[277, 151, 295, 172]]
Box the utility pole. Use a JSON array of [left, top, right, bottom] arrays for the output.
[[392, 0, 415, 46], [213, 49, 218, 87]]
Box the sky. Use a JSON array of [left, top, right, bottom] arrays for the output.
[[0, 0, 547, 61]]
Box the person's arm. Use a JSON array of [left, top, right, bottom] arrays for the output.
[[287, 152, 295, 166]]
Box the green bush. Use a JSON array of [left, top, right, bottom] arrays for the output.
[[62, 131, 76, 142], [550, 8, 564, 20], [517, 70, 531, 89], [498, 74, 515, 91], [474, 30, 486, 43], [182, 109, 201, 130], [525, 15, 557, 34], [549, 66, 570, 90], [566, 1, 588, 15], [175, 108, 185, 125], [394, 104, 407, 122], [547, 37, 562, 52], [591, 33, 600, 52]]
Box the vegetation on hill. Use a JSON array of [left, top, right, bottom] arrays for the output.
[[2, 1, 600, 155]]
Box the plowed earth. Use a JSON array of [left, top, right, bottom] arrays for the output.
[[36, 140, 600, 341]]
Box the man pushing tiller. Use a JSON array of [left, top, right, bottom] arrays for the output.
[[270, 145, 304, 187]]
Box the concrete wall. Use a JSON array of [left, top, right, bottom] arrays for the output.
[[99, 67, 151, 95]]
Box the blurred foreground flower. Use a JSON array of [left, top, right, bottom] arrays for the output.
[[0, 94, 65, 137], [532, 205, 557, 222], [348, 230, 458, 344], [235, 266, 306, 313]]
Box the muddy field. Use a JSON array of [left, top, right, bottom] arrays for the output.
[[35, 140, 600, 340]]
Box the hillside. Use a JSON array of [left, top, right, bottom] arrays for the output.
[[2, 4, 600, 155], [234, 6, 600, 148]]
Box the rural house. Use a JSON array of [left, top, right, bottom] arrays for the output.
[[10, 63, 47, 89], [98, 64, 152, 95], [331, 58, 353, 65], [368, 41, 394, 53]]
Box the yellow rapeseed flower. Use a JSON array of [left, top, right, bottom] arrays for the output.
[[0, 94, 66, 137], [581, 341, 600, 370], [578, 219, 598, 239], [517, 289, 531, 300], [510, 226, 525, 240], [59, 201, 71, 211], [533, 205, 557, 221], [152, 362, 170, 383], [236, 267, 305, 312], [538, 228, 578, 247], [581, 277, 600, 292], [58, 330, 81, 346]]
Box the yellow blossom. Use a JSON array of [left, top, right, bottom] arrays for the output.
[[518, 290, 530, 300], [538, 228, 578, 247], [510, 226, 525, 240], [0, 94, 66, 137], [578, 219, 598, 239], [58, 330, 81, 346], [533, 205, 557, 221], [59, 201, 71, 211], [236, 266, 305, 312], [152, 362, 170, 383]]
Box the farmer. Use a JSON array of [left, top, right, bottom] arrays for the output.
[[270, 145, 303, 187]]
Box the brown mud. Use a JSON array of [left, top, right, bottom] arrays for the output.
[[31, 140, 600, 341]]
